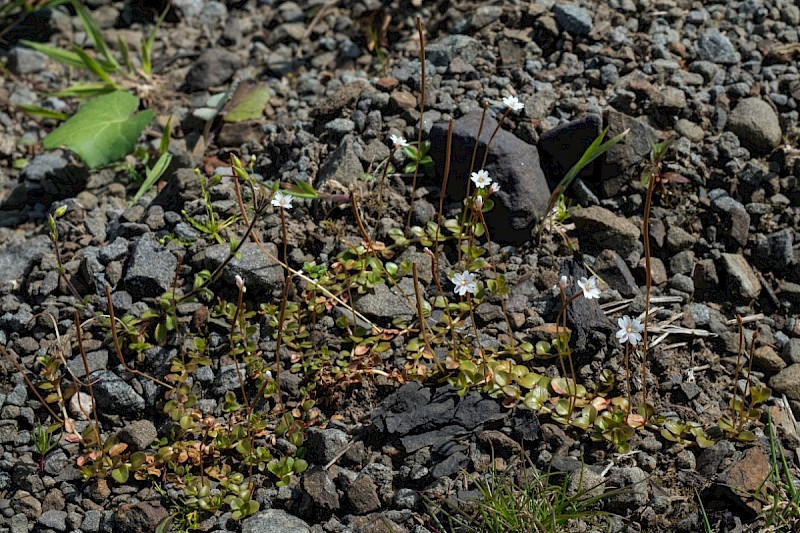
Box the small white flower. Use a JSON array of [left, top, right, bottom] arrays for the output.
[[470, 169, 492, 189], [616, 315, 644, 346], [271, 191, 293, 209], [451, 270, 477, 296], [235, 274, 246, 292], [559, 275, 568, 289], [577, 275, 601, 300], [489, 182, 500, 194], [475, 195, 484, 209], [389, 134, 408, 148], [502, 95, 524, 112], [264, 370, 273, 380]]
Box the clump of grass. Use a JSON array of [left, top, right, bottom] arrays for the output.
[[428, 454, 620, 533]]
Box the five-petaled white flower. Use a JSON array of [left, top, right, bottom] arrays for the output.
[[577, 275, 601, 300], [470, 169, 492, 188], [451, 270, 477, 296], [271, 191, 293, 209], [502, 95, 524, 112], [389, 134, 408, 148], [489, 182, 500, 194], [616, 315, 644, 346]]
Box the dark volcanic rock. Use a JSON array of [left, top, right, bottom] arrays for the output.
[[112, 502, 169, 533], [429, 111, 550, 244], [537, 114, 602, 186], [90, 371, 146, 415], [198, 242, 284, 295], [570, 206, 642, 265]]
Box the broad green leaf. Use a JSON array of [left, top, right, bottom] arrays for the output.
[[223, 82, 270, 122], [43, 91, 155, 168]]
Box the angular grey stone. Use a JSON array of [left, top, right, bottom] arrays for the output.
[[571, 206, 641, 264], [593, 249, 640, 297], [710, 190, 750, 248], [184, 49, 241, 92], [553, 4, 593, 36], [117, 420, 157, 452], [241, 510, 311, 533], [670, 250, 695, 276], [726, 98, 782, 154], [316, 135, 364, 189], [782, 339, 800, 364], [9, 47, 48, 74], [210, 363, 247, 396], [670, 273, 695, 294], [199, 242, 284, 295], [354, 278, 416, 320], [426, 35, 481, 66], [99, 237, 129, 263], [696, 31, 740, 65], [600, 110, 660, 197], [0, 234, 51, 286], [720, 253, 760, 301], [347, 475, 381, 515], [606, 467, 649, 510], [67, 350, 108, 379], [302, 466, 339, 511], [770, 364, 800, 401], [38, 510, 67, 531], [90, 370, 145, 415], [124, 235, 177, 299], [306, 428, 349, 464], [430, 111, 550, 244]]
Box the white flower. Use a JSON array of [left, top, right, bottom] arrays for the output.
[[271, 191, 293, 209], [475, 195, 484, 209], [616, 315, 644, 346], [470, 169, 492, 188], [577, 275, 601, 300], [489, 182, 500, 194], [235, 274, 246, 292], [559, 275, 568, 289], [502, 95, 524, 112], [389, 134, 408, 148], [451, 270, 477, 296]]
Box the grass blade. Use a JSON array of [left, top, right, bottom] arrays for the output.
[[70, 0, 118, 68], [159, 115, 172, 155], [142, 6, 169, 76], [71, 44, 114, 84], [21, 39, 85, 68], [50, 82, 117, 98], [117, 36, 134, 76], [16, 104, 69, 121], [131, 153, 172, 206]]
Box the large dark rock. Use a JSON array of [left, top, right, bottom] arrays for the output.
[[537, 114, 602, 187], [197, 242, 284, 296], [429, 111, 550, 244]]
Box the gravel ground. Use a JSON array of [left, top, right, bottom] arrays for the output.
[[1, 0, 800, 532]]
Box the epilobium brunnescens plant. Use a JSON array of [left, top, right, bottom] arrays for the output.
[[4, 14, 781, 533]]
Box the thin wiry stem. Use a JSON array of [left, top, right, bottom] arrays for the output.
[[406, 16, 426, 229]]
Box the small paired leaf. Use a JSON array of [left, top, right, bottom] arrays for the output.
[[43, 91, 155, 168], [111, 463, 129, 483]]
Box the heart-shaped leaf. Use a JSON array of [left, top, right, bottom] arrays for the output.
[[43, 90, 154, 168]]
